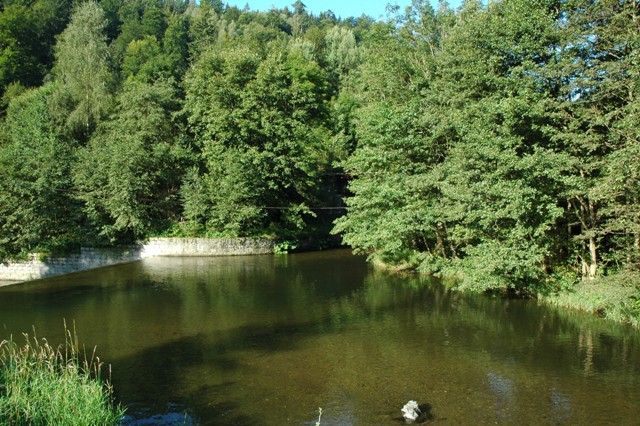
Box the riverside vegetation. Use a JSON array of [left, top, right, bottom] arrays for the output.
[[0, 0, 639, 325], [0, 323, 125, 425]]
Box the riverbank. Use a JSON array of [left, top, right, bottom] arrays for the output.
[[0, 238, 275, 284], [539, 272, 640, 329]]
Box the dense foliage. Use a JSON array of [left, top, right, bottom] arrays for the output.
[[335, 0, 640, 298], [0, 0, 361, 252], [0, 0, 639, 307]]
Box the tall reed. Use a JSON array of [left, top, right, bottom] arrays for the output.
[[0, 321, 125, 425]]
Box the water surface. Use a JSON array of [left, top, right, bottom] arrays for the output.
[[1, 250, 639, 425]]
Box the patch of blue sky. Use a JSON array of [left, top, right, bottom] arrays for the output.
[[222, 1, 464, 20]]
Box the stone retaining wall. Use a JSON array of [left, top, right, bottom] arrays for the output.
[[140, 237, 275, 257], [0, 238, 275, 284], [0, 247, 141, 283]]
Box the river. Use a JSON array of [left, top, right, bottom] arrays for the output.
[[1, 249, 639, 425]]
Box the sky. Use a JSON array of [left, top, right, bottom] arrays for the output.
[[222, 1, 464, 20]]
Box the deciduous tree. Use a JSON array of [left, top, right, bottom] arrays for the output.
[[53, 0, 114, 141]]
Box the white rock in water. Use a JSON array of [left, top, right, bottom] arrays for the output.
[[401, 400, 421, 423]]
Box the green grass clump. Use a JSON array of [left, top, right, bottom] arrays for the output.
[[541, 271, 640, 328], [0, 323, 125, 425]]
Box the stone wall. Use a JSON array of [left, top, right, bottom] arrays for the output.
[[140, 237, 275, 257], [0, 238, 275, 284], [0, 247, 141, 283]]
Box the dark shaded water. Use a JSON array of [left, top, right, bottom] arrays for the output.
[[1, 250, 640, 425]]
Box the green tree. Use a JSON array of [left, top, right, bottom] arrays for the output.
[[202, 0, 223, 15], [324, 26, 361, 83], [334, 2, 454, 266], [429, 0, 571, 290], [0, 0, 71, 94], [163, 12, 190, 79], [183, 42, 335, 235], [335, 0, 573, 292], [53, 0, 114, 141], [108, 0, 169, 73], [0, 4, 41, 93], [122, 35, 171, 82], [551, 0, 640, 278], [186, 1, 224, 59], [0, 84, 81, 258], [74, 79, 187, 242], [289, 0, 308, 36]]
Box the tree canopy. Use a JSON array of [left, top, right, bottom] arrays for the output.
[[335, 0, 640, 293]]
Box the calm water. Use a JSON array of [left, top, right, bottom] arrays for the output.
[[1, 250, 639, 425]]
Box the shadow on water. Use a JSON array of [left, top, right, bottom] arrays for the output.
[[111, 285, 420, 424], [112, 330, 265, 425]]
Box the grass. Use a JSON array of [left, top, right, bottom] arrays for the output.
[[0, 322, 125, 425], [540, 271, 640, 328]]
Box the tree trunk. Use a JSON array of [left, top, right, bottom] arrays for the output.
[[435, 227, 445, 257], [572, 195, 598, 280], [588, 235, 597, 279], [587, 198, 598, 279]]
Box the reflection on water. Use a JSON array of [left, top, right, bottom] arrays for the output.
[[487, 372, 515, 421], [550, 387, 572, 423], [123, 403, 197, 426], [1, 250, 640, 425]]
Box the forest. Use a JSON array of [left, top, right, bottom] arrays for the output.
[[0, 0, 639, 314]]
